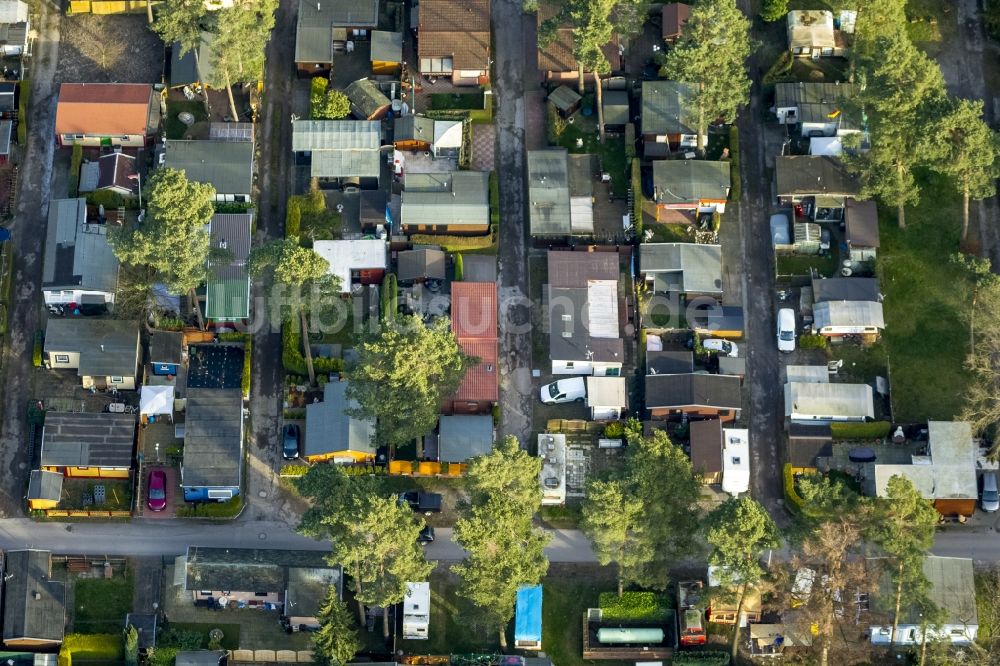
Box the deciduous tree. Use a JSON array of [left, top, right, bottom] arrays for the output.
[[311, 77, 351, 119], [453, 435, 547, 648], [661, 0, 751, 154], [108, 168, 215, 329], [313, 587, 361, 665], [249, 239, 339, 385], [704, 496, 781, 658], [760, 0, 787, 22], [347, 316, 468, 447], [153, 0, 211, 110], [867, 475, 939, 646], [924, 98, 999, 241]]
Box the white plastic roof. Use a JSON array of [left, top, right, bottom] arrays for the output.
[[586, 281, 619, 339], [433, 120, 463, 149], [140, 385, 174, 416], [721, 428, 750, 495]]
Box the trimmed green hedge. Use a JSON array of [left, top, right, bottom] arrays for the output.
[[410, 233, 495, 251], [783, 463, 805, 514], [631, 159, 642, 234], [241, 337, 252, 398], [16, 80, 27, 145], [58, 633, 123, 666], [728, 125, 741, 200], [68, 143, 83, 197], [624, 123, 636, 158], [282, 320, 344, 376], [176, 495, 244, 518], [830, 421, 892, 440], [454, 253, 464, 281], [217, 331, 249, 342], [286, 196, 301, 239], [381, 273, 397, 323], [798, 333, 827, 350], [671, 652, 731, 666], [280, 464, 309, 477], [598, 591, 670, 621], [489, 170, 500, 229], [33, 329, 42, 367]]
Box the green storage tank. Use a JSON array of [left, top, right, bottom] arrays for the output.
[[596, 627, 665, 644]]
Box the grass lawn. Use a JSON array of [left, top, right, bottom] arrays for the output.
[[166, 622, 241, 650], [646, 222, 694, 243], [705, 130, 730, 162], [828, 341, 888, 385], [62, 478, 132, 511], [538, 503, 582, 529], [542, 571, 625, 666], [430, 91, 484, 111], [300, 209, 342, 244], [556, 124, 628, 198], [397, 574, 501, 654], [877, 171, 971, 422], [776, 252, 838, 277], [165, 99, 209, 140], [73, 573, 134, 634], [906, 0, 954, 56]]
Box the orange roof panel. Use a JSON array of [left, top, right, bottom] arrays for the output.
[[451, 281, 497, 340], [55, 83, 153, 137]]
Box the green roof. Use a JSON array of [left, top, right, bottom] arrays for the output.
[[642, 80, 697, 136], [165, 139, 254, 195], [205, 213, 252, 321], [602, 90, 629, 127], [169, 33, 215, 87], [345, 79, 391, 119]]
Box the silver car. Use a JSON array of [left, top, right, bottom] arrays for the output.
[[982, 472, 999, 512]]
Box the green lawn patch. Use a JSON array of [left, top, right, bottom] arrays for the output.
[[877, 170, 971, 422], [705, 130, 730, 162], [538, 503, 581, 529], [430, 91, 484, 111], [828, 341, 888, 384], [165, 99, 209, 140], [776, 252, 837, 277], [176, 495, 244, 518], [599, 591, 671, 621], [58, 633, 123, 666], [164, 622, 241, 650], [73, 573, 133, 634], [542, 573, 622, 666], [397, 575, 501, 654], [556, 124, 628, 198], [646, 222, 693, 243]]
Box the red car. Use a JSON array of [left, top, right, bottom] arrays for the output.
[[147, 469, 167, 512]]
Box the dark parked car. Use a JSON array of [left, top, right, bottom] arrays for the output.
[[282, 424, 300, 459], [399, 491, 443, 516], [418, 525, 435, 545], [147, 469, 167, 512]]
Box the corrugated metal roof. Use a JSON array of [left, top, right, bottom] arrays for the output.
[[205, 213, 253, 321], [292, 120, 381, 150], [304, 381, 375, 457], [166, 140, 254, 195], [813, 300, 885, 330], [41, 411, 136, 468]]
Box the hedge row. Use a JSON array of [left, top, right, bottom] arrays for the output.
[[631, 159, 642, 234], [798, 333, 827, 350], [598, 591, 669, 621], [286, 196, 301, 239], [671, 652, 731, 666], [68, 143, 83, 197], [728, 125, 741, 200], [176, 494, 244, 518], [58, 633, 123, 666], [410, 233, 495, 251], [282, 320, 344, 376], [830, 421, 893, 440], [783, 463, 805, 515], [241, 337, 252, 398], [16, 80, 27, 145]]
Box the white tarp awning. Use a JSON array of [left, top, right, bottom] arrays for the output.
[[433, 120, 463, 149], [141, 385, 175, 416]]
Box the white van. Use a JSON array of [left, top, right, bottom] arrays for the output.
[[539, 377, 586, 404], [777, 308, 796, 353]]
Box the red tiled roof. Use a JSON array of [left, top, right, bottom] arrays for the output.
[[662, 3, 691, 40], [454, 338, 499, 402], [451, 282, 497, 340], [417, 0, 491, 70], [55, 83, 153, 137]]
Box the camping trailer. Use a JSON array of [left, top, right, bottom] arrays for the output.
[[402, 582, 430, 640]]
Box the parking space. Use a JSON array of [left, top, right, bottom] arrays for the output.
[[136, 465, 179, 520]]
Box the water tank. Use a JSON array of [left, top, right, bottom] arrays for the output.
[[596, 627, 664, 644]]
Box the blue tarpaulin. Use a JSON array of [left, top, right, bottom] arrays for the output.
[[514, 584, 543, 644]]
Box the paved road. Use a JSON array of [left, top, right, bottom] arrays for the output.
[[736, 0, 785, 522], [245, 0, 298, 522], [494, 0, 534, 446], [0, 0, 62, 518]]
